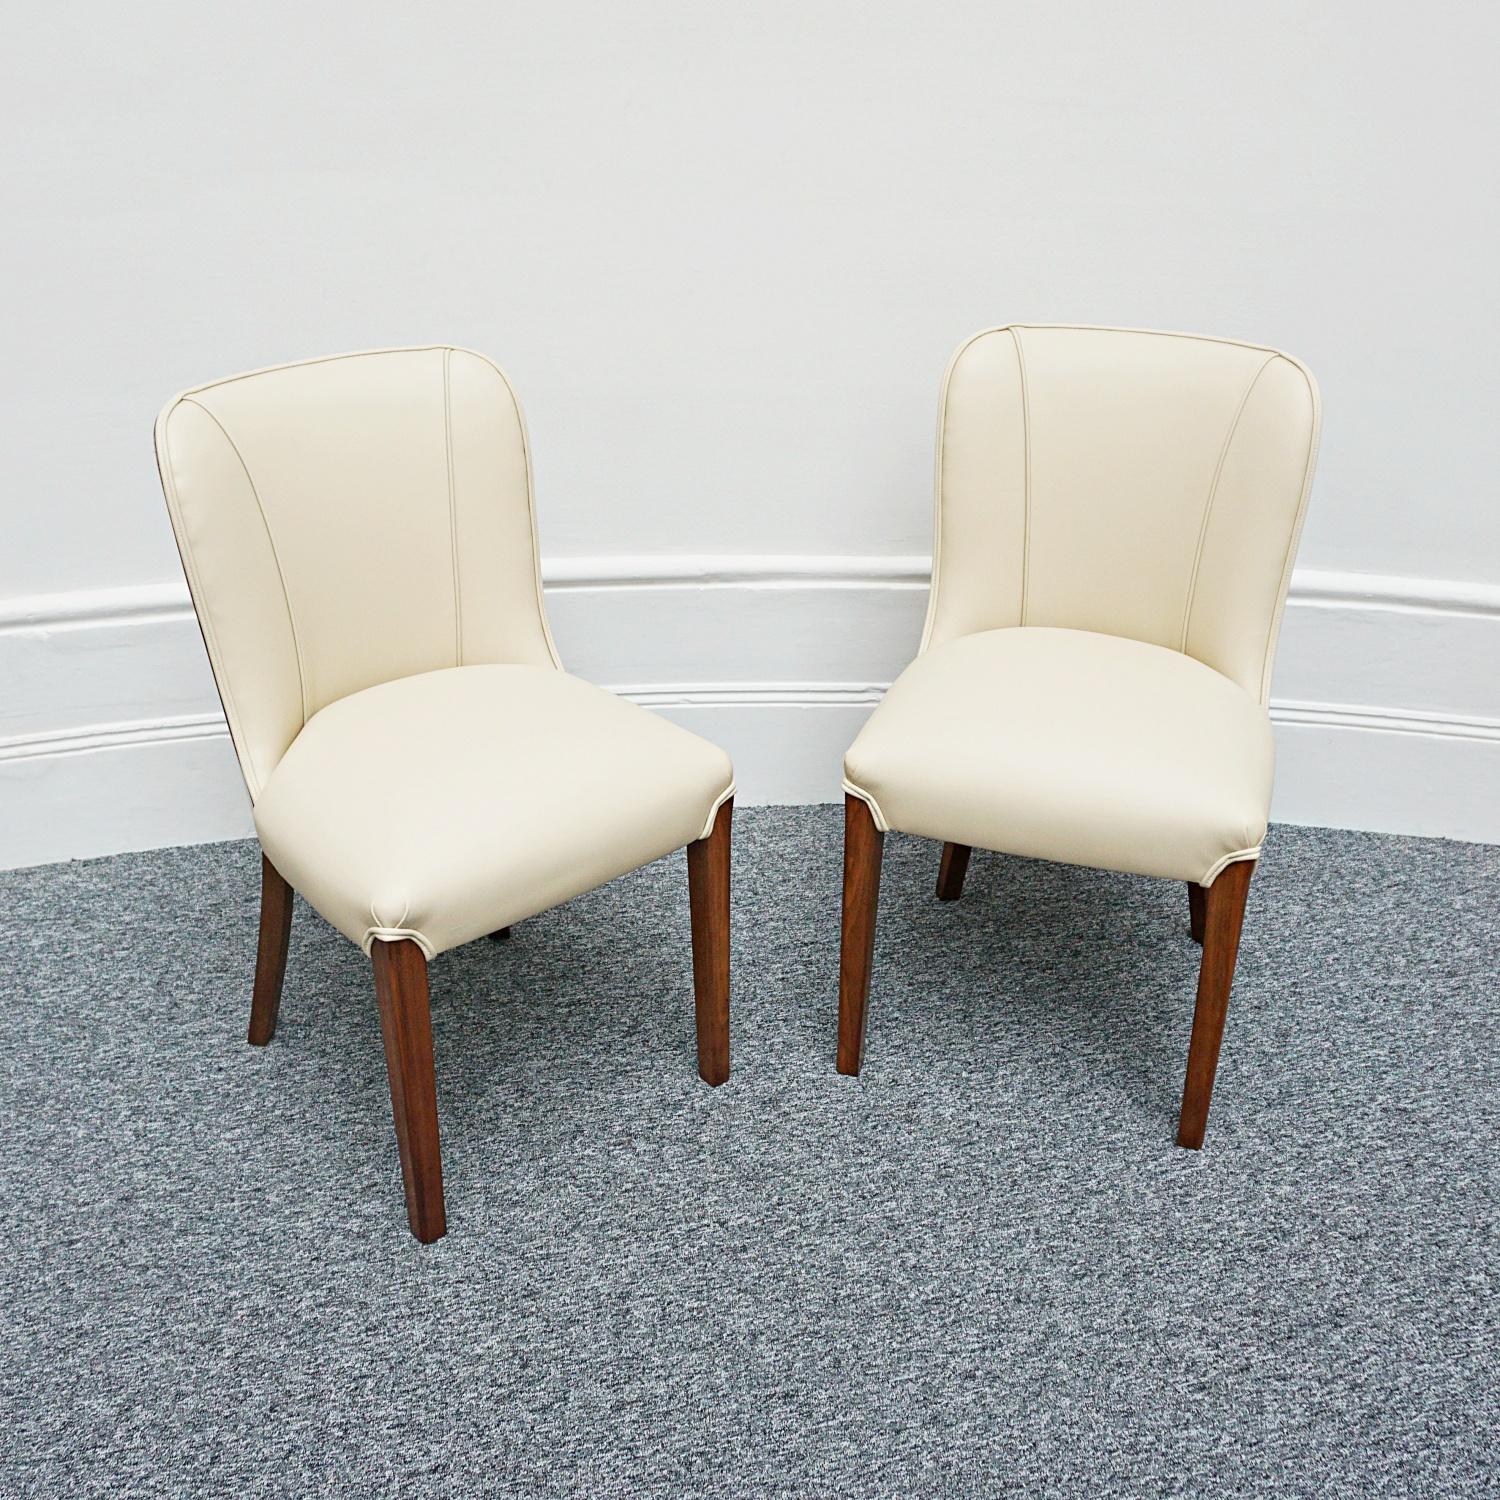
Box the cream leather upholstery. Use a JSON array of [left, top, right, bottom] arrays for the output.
[[845, 325, 1319, 884], [844, 628, 1274, 884], [156, 347, 734, 958], [253, 666, 733, 958]]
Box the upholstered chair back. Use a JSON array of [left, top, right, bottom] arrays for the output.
[[155, 347, 560, 800], [922, 325, 1320, 703]]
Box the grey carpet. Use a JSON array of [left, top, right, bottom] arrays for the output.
[[1, 808, 1495, 1499]]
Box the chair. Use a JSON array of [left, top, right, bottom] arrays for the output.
[[839, 324, 1319, 1146], [154, 346, 735, 1241]]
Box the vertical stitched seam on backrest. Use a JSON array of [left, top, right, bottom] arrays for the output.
[[181, 398, 310, 728], [1177, 354, 1278, 655], [443, 348, 463, 667], [1011, 328, 1032, 626]]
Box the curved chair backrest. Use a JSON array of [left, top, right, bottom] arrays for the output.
[[155, 346, 561, 800], [922, 324, 1320, 703]]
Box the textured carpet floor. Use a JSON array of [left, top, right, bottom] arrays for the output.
[[0, 808, 1495, 1498]]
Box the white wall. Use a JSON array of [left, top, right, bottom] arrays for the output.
[[2, 1, 1497, 866]]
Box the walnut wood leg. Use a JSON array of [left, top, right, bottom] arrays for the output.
[[837, 794, 885, 1075], [487, 927, 512, 942], [687, 798, 733, 1086], [1187, 882, 1206, 944], [371, 939, 446, 1242], [936, 842, 972, 901], [248, 853, 293, 1045], [1177, 860, 1255, 1149]]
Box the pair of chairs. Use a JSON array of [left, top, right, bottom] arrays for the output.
[[154, 326, 1320, 1242]]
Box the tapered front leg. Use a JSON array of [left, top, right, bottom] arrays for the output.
[[936, 842, 972, 901], [371, 939, 446, 1242], [687, 798, 733, 1086], [837, 794, 885, 1075], [1177, 860, 1255, 1149], [248, 853, 293, 1045]]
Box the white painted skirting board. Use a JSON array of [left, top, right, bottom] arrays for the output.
[[2, 559, 1497, 868], [8, 556, 1500, 627]]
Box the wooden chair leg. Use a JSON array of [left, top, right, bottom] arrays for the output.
[[1187, 882, 1206, 944], [837, 793, 885, 1075], [936, 842, 971, 901], [687, 798, 733, 1086], [371, 939, 446, 1242], [1177, 860, 1255, 1149], [487, 927, 512, 942], [248, 853, 293, 1045]]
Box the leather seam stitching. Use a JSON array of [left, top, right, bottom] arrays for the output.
[[180, 398, 309, 726], [1178, 354, 1278, 654], [443, 348, 462, 666], [1012, 328, 1033, 626]]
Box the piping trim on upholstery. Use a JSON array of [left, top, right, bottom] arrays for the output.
[[1199, 846, 1262, 886], [447, 347, 567, 672], [362, 927, 437, 960], [840, 777, 891, 833], [1179, 354, 1278, 653], [173, 344, 457, 397], [918, 326, 1321, 707], [919, 327, 998, 654], [1256, 356, 1323, 705], [696, 780, 738, 843], [153, 409, 264, 801], [1012, 327, 1033, 627], [984, 323, 1309, 357], [180, 398, 310, 727], [164, 345, 566, 675], [442, 348, 463, 666]]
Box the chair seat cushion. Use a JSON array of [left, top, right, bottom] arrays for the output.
[[254, 665, 734, 958], [843, 627, 1273, 884]]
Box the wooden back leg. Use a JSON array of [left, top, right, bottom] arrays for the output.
[[687, 798, 733, 1085], [837, 794, 885, 1075], [936, 842, 972, 901], [371, 939, 446, 1242], [248, 854, 293, 1045], [1177, 860, 1254, 1149]]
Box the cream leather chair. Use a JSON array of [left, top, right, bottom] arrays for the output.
[[154, 346, 736, 1241], [840, 325, 1320, 1147]]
